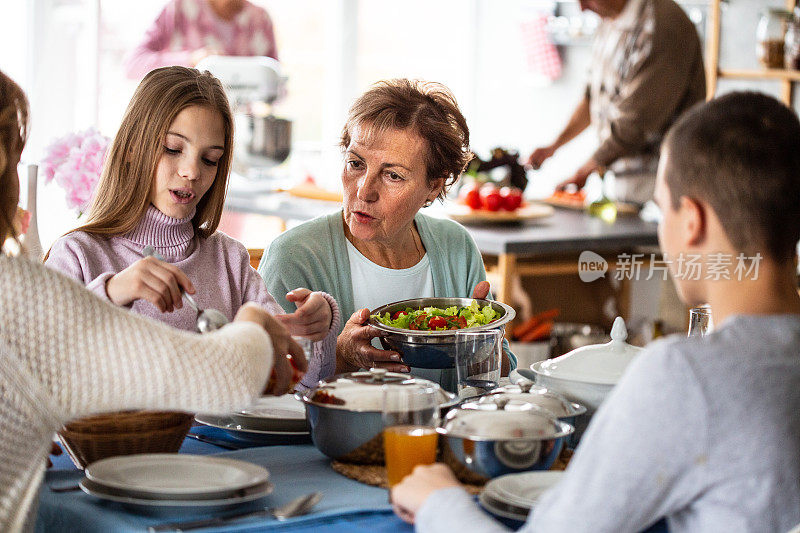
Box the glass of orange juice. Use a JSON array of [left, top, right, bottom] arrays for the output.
[[382, 383, 440, 487]]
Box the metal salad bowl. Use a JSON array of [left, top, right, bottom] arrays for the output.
[[368, 297, 516, 369]]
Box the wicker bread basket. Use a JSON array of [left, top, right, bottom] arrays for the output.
[[57, 410, 194, 469]]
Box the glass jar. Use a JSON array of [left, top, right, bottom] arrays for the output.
[[785, 8, 800, 71], [757, 8, 792, 69]]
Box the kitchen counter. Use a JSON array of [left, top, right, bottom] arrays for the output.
[[224, 194, 660, 314]]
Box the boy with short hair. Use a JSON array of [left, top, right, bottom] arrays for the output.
[[390, 91, 800, 532]]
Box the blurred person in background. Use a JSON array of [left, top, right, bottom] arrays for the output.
[[527, 0, 705, 205], [125, 0, 278, 80]]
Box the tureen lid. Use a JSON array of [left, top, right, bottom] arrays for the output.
[[479, 385, 586, 419], [438, 403, 573, 441], [531, 317, 643, 385]]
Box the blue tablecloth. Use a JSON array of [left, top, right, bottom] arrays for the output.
[[39, 428, 665, 532]]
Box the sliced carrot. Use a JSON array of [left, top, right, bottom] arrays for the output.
[[520, 321, 553, 343], [512, 308, 560, 340], [512, 316, 541, 340]]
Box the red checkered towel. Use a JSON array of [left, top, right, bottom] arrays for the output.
[[520, 15, 562, 81]]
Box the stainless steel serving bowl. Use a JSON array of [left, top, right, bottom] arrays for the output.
[[295, 369, 458, 464], [438, 404, 573, 483], [369, 297, 516, 369]]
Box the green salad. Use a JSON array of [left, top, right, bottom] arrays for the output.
[[372, 300, 500, 331]]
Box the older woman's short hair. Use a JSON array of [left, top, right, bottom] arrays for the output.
[[341, 79, 473, 201]]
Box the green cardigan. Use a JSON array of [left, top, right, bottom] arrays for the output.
[[258, 210, 516, 378]]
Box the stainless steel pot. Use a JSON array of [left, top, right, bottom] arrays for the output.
[[549, 323, 609, 358], [438, 402, 573, 483], [236, 114, 291, 168], [369, 298, 516, 369], [479, 382, 586, 420], [295, 369, 457, 464]]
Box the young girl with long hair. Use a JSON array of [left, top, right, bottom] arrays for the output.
[[0, 68, 304, 532], [46, 66, 339, 387]]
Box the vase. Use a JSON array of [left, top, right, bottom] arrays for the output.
[[23, 164, 43, 262]]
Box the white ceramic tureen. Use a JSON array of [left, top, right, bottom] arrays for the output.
[[530, 316, 643, 413]]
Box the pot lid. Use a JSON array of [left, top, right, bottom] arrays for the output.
[[479, 386, 586, 419], [439, 403, 573, 441], [531, 317, 643, 386], [299, 368, 455, 411]]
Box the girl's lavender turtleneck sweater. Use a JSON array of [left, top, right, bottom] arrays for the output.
[[45, 205, 340, 388]]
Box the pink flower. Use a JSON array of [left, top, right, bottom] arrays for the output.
[[42, 128, 111, 214]]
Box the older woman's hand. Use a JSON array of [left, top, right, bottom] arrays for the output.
[[391, 463, 463, 524], [471, 281, 490, 300], [336, 309, 410, 374], [278, 288, 333, 341]]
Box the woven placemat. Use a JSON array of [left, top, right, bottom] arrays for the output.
[[332, 447, 572, 494], [331, 461, 484, 495]]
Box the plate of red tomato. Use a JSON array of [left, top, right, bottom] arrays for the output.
[[446, 182, 553, 224]]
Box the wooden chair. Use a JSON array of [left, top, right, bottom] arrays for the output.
[[248, 248, 264, 270]]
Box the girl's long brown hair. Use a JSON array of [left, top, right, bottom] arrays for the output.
[[0, 70, 29, 244], [74, 66, 233, 239]]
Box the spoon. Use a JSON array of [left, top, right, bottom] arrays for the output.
[[148, 491, 323, 531], [141, 246, 229, 333]]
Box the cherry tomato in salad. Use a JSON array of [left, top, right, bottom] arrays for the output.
[[408, 313, 428, 330], [428, 316, 448, 329], [391, 310, 408, 320]]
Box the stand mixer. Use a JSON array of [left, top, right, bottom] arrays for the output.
[[195, 55, 291, 176]]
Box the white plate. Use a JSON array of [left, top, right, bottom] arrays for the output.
[[478, 490, 529, 522], [237, 395, 306, 420], [231, 394, 310, 432], [488, 471, 564, 508], [195, 414, 311, 438], [80, 478, 273, 509], [86, 454, 269, 499]]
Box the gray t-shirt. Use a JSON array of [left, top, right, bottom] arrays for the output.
[[416, 314, 800, 533]]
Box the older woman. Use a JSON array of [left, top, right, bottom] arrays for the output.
[[259, 79, 515, 387]]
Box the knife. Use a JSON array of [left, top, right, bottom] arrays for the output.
[[184, 433, 244, 450]]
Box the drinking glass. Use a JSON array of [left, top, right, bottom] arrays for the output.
[[382, 384, 440, 487], [455, 330, 503, 398], [687, 305, 713, 337], [292, 336, 313, 359]]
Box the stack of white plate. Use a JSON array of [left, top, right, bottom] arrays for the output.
[[195, 394, 310, 443], [479, 471, 564, 522], [79, 454, 273, 510]]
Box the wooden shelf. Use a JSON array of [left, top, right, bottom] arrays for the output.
[[706, 0, 798, 105], [718, 68, 800, 82]]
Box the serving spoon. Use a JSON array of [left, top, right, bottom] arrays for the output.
[[142, 246, 229, 333]]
